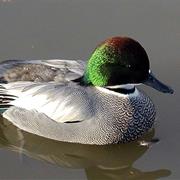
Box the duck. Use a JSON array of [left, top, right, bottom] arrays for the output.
[[0, 36, 173, 145]]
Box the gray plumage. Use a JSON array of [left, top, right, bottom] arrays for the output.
[[2, 82, 156, 145], [0, 59, 85, 83], [0, 59, 156, 145]]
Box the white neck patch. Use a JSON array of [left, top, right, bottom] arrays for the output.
[[95, 86, 139, 98], [106, 84, 137, 90]]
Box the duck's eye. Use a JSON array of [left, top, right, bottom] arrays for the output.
[[126, 64, 131, 68]]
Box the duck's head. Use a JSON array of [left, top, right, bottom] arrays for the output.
[[83, 36, 173, 94]]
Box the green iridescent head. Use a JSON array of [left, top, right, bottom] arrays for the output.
[[83, 37, 150, 86]]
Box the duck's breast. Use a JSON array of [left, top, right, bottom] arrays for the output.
[[91, 87, 156, 143]]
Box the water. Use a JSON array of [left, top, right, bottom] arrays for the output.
[[0, 0, 179, 179]]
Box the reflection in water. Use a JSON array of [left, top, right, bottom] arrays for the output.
[[0, 117, 170, 180]]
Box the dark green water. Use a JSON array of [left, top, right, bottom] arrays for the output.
[[0, 0, 179, 179]]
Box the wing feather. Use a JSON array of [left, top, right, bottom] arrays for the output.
[[0, 59, 85, 83], [0, 82, 94, 123]]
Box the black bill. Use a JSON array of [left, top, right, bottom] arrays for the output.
[[144, 71, 174, 94]]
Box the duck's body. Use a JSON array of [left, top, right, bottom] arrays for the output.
[[0, 77, 155, 144], [0, 37, 173, 145]]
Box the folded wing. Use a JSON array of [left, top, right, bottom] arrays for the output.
[[0, 81, 94, 123], [0, 59, 85, 83]]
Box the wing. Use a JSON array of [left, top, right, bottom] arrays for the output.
[[0, 81, 94, 123], [0, 59, 86, 83]]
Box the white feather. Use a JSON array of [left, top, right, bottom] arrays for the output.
[[1, 81, 93, 123]]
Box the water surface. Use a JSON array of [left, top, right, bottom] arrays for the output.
[[0, 0, 179, 179]]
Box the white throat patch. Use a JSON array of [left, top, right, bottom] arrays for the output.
[[95, 86, 139, 98], [106, 84, 137, 90]]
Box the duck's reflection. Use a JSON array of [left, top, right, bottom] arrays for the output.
[[0, 118, 171, 180]]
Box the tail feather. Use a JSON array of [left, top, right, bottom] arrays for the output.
[[0, 85, 17, 110]]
